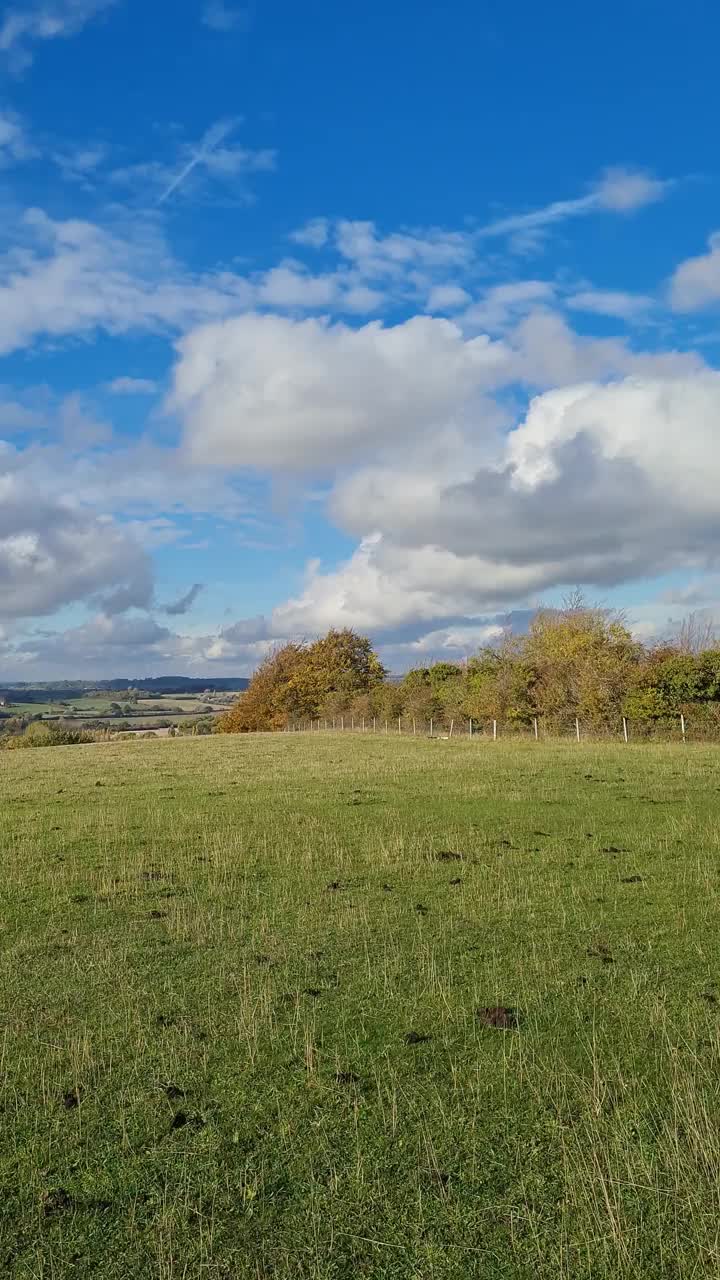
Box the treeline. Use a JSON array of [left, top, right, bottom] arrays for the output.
[[219, 602, 720, 736], [0, 677, 249, 698]]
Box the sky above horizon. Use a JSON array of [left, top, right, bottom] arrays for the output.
[[1, 0, 720, 679]]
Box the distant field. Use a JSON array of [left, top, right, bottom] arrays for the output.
[[1, 735, 720, 1277], [1, 692, 230, 724]]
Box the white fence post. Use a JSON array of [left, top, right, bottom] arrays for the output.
[[493, 719, 497, 741], [469, 719, 473, 738], [413, 718, 416, 736], [373, 717, 376, 733], [575, 718, 580, 743], [681, 713, 686, 742], [385, 719, 388, 734], [534, 717, 538, 740], [398, 716, 402, 734], [449, 719, 454, 738], [623, 716, 628, 743]]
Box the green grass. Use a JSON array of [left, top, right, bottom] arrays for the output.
[[1, 733, 720, 1278]]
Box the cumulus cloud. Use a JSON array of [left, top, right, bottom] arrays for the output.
[[504, 309, 703, 388], [267, 371, 720, 636], [171, 313, 506, 470], [670, 232, 720, 311], [269, 537, 533, 634], [0, 442, 154, 619], [5, 612, 174, 676]]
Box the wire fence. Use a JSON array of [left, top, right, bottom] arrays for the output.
[[278, 712, 718, 744]]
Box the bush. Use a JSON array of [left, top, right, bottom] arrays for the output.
[[2, 722, 98, 750]]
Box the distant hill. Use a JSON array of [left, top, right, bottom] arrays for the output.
[[0, 677, 250, 701]]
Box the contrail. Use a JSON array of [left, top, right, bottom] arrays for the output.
[[157, 117, 237, 205]]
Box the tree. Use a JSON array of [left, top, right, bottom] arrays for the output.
[[523, 594, 640, 729], [399, 669, 439, 724], [298, 629, 387, 717], [670, 611, 717, 655], [218, 643, 307, 732], [218, 630, 386, 733], [466, 636, 533, 725]]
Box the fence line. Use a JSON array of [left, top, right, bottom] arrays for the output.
[[278, 713, 709, 743]]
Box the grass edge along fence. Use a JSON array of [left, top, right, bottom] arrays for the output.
[[281, 713, 702, 743]]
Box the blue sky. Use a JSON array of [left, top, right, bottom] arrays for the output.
[[1, 0, 720, 678]]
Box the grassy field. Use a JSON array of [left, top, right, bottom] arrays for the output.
[[1, 734, 720, 1278]]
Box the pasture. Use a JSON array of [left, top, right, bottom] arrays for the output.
[[1, 733, 719, 1278]]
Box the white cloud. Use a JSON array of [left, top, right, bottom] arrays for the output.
[[52, 142, 106, 183], [57, 393, 113, 447], [270, 536, 538, 634], [107, 377, 158, 395], [290, 217, 330, 248], [0, 442, 153, 620], [0, 110, 35, 164], [335, 219, 475, 276], [157, 118, 274, 205], [341, 284, 385, 313], [0, 207, 258, 355], [594, 167, 667, 212], [289, 217, 478, 309], [255, 263, 340, 308], [0, 399, 45, 433], [251, 262, 384, 313], [7, 433, 247, 523], [0, 206, 401, 359], [503, 309, 703, 388], [462, 281, 555, 332], [171, 313, 506, 470], [0, 0, 118, 71], [202, 1, 249, 31], [670, 232, 720, 311], [110, 118, 275, 207], [566, 289, 653, 320], [480, 167, 667, 245], [426, 283, 471, 312], [266, 370, 720, 637], [506, 375, 720, 502]]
